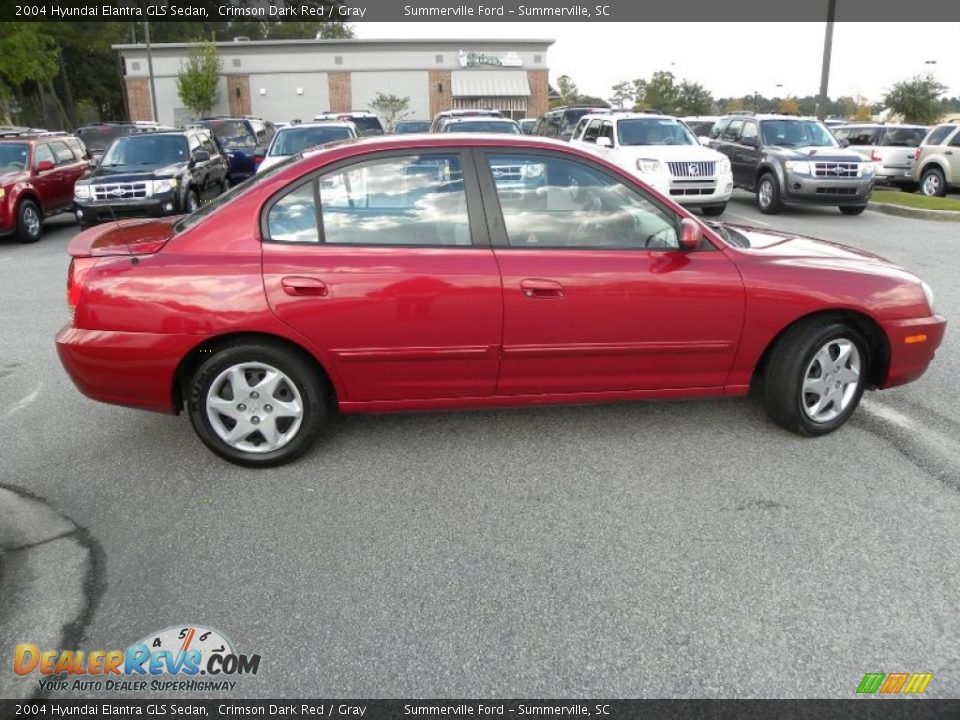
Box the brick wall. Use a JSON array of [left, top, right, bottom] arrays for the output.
[[327, 72, 352, 113], [428, 70, 453, 117], [125, 78, 153, 121], [527, 69, 549, 119], [226, 75, 251, 116]]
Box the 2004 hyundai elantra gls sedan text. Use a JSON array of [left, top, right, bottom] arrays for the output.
[[55, 134, 946, 467]]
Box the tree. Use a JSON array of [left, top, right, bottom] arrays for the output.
[[634, 71, 679, 114], [724, 97, 745, 113], [0, 23, 60, 125], [884, 75, 947, 124], [368, 92, 411, 132], [779, 98, 800, 115], [608, 80, 634, 110], [554, 75, 579, 106], [176, 42, 222, 119], [853, 104, 873, 121], [676, 81, 713, 116]]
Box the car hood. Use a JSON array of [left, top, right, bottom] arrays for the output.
[[720, 223, 887, 259], [766, 145, 865, 162], [85, 162, 187, 182], [68, 216, 179, 257]]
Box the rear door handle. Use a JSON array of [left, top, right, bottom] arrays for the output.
[[520, 278, 564, 299], [281, 276, 328, 297]]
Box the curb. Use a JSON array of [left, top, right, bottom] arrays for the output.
[[868, 201, 960, 222]]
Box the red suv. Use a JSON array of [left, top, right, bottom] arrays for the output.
[[56, 135, 945, 467], [0, 134, 89, 242]]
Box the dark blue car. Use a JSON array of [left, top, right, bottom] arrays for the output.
[[191, 117, 276, 185]]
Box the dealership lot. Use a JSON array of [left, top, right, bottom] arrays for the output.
[[1, 194, 959, 698]]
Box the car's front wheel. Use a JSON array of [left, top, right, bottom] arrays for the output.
[[187, 342, 328, 467], [920, 167, 946, 197], [701, 203, 726, 216], [16, 199, 43, 243], [756, 173, 782, 214], [763, 318, 869, 436], [184, 188, 201, 213]]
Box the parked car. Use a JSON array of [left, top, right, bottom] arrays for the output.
[[830, 123, 928, 191], [682, 116, 720, 138], [75, 122, 157, 163], [191, 117, 276, 184], [430, 109, 504, 133], [911, 122, 960, 197], [438, 117, 522, 134], [708, 113, 875, 214], [823, 118, 849, 128], [518, 118, 537, 135], [313, 112, 384, 137], [571, 112, 733, 215], [258, 122, 357, 173], [534, 106, 609, 141], [56, 134, 944, 467], [0, 133, 89, 243], [393, 120, 431, 134], [73, 129, 228, 227]]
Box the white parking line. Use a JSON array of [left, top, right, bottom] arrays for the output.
[[5, 383, 42, 419], [725, 212, 771, 227]]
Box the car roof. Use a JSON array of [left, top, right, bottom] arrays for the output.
[[580, 112, 678, 122], [283, 121, 355, 129], [447, 117, 517, 123]]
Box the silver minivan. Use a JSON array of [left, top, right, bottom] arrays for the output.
[[832, 123, 928, 190]]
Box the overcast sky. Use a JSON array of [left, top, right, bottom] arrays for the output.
[[355, 23, 959, 103]]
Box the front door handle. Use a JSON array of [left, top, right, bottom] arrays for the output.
[[520, 278, 564, 299], [281, 276, 328, 297]]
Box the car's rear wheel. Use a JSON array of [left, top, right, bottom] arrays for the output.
[[185, 189, 200, 213], [756, 173, 782, 214], [16, 200, 43, 243], [701, 203, 726, 216], [839, 205, 867, 215], [187, 343, 327, 467], [763, 318, 868, 436], [920, 167, 946, 197]]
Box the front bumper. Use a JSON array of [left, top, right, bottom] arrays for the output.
[[74, 191, 181, 225], [880, 315, 947, 389], [55, 325, 197, 414], [781, 173, 874, 205], [641, 171, 734, 206]]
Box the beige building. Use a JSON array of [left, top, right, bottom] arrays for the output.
[[114, 38, 554, 126]]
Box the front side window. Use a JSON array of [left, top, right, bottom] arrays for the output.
[[617, 118, 697, 146], [722, 119, 743, 141], [315, 154, 471, 246], [486, 153, 679, 250], [33, 144, 54, 167], [740, 121, 758, 143]]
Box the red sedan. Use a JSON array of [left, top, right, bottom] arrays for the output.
[[55, 135, 946, 467]]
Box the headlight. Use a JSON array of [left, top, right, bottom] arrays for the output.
[[74, 184, 90, 200], [784, 160, 810, 174], [152, 178, 178, 194], [859, 163, 876, 177], [636, 159, 662, 174], [0, 187, 5, 199], [522, 163, 545, 179], [716, 157, 731, 175], [921, 281, 936, 315]]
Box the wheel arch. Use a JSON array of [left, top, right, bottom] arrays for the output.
[[16, 190, 42, 213], [172, 331, 340, 414], [750, 308, 890, 391], [920, 160, 947, 178]]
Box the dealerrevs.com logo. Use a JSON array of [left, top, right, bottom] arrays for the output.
[[14, 625, 261, 693]]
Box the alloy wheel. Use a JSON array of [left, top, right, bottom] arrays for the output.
[[922, 174, 941, 196], [801, 338, 861, 423], [23, 206, 41, 237], [758, 180, 772, 208]]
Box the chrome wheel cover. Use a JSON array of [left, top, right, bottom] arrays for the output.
[[922, 173, 941, 196], [23, 206, 41, 236], [801, 338, 862, 424], [206, 362, 304, 454], [758, 180, 773, 207], [187, 193, 200, 212]]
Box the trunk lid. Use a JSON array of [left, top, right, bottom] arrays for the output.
[[68, 217, 179, 258]]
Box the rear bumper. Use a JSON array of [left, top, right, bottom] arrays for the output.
[[55, 325, 197, 414], [880, 315, 947, 389]]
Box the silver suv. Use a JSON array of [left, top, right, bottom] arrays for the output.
[[831, 123, 928, 191], [912, 123, 960, 197]]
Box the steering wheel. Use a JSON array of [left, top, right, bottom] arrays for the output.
[[7, 161, 25, 170]]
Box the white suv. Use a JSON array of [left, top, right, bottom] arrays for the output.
[[571, 112, 733, 215]]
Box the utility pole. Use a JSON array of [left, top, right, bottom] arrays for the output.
[[816, 0, 836, 120], [144, 21, 159, 122]]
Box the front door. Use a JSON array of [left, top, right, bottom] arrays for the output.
[[261, 150, 503, 403], [475, 149, 745, 396]]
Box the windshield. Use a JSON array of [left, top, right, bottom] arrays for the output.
[[200, 120, 256, 151], [0, 143, 29, 171], [394, 121, 430, 134], [519, 120, 536, 133], [444, 121, 520, 134], [269, 126, 354, 156], [761, 119, 838, 148], [100, 135, 188, 168], [617, 118, 697, 146], [351, 117, 384, 136], [76, 126, 132, 153]]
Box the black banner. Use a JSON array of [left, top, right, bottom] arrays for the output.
[[4, 700, 960, 720]]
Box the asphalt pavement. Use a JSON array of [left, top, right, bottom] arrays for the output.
[[1, 193, 958, 699]]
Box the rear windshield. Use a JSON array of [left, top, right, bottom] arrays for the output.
[[561, 109, 593, 130], [76, 125, 133, 152], [0, 143, 29, 171], [100, 134, 188, 168], [351, 117, 384, 136], [200, 120, 256, 151], [269, 126, 354, 156], [394, 121, 431, 133], [880, 127, 927, 147], [921, 125, 957, 146], [444, 121, 520, 134]]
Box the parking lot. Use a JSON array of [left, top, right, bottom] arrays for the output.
[[1, 192, 958, 698]]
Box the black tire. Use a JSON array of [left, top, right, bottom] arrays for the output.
[[756, 172, 782, 214], [919, 167, 946, 197], [16, 199, 43, 243], [187, 342, 328, 467], [763, 318, 869, 436], [701, 203, 726, 216], [184, 189, 200, 213], [839, 205, 867, 216]]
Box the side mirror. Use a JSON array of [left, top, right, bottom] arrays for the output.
[[839, 138, 850, 148], [193, 150, 211, 163], [699, 136, 712, 146], [679, 218, 703, 251], [35, 159, 55, 172], [741, 136, 758, 148], [595, 137, 613, 149]]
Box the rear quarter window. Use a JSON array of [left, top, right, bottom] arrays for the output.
[[922, 125, 957, 146], [880, 127, 926, 147]]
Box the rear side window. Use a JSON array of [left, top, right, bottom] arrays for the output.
[[923, 125, 957, 146], [50, 140, 76, 165], [64, 137, 88, 160], [879, 127, 926, 147]]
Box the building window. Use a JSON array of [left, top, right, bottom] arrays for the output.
[[232, 58, 241, 68], [435, 54, 444, 64], [534, 54, 542, 64], [334, 55, 343, 65], [453, 96, 528, 119], [130, 61, 140, 71]]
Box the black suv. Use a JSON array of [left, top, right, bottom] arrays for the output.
[[73, 129, 228, 227], [191, 117, 276, 185], [708, 113, 875, 215], [534, 106, 609, 141], [75, 122, 161, 162]]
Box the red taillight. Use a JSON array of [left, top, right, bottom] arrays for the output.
[[67, 258, 96, 309], [254, 154, 264, 167]]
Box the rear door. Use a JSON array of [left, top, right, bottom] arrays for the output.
[[475, 148, 745, 396], [731, 120, 758, 187], [31, 143, 59, 213], [49, 140, 82, 210], [261, 149, 503, 403]]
